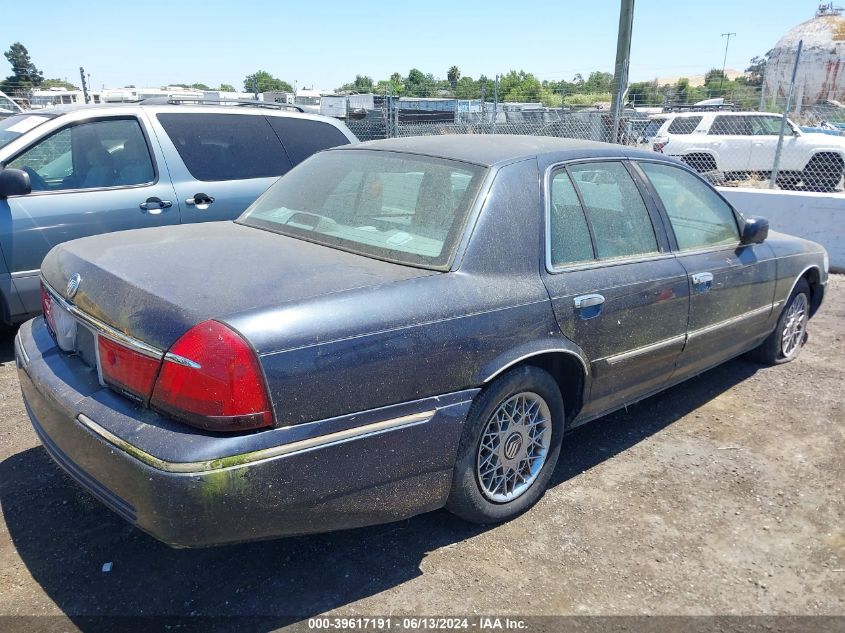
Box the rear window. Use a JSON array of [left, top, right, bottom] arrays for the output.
[[641, 118, 667, 138], [266, 117, 350, 166], [239, 149, 487, 270], [157, 113, 292, 181], [668, 116, 702, 134], [709, 115, 751, 136]]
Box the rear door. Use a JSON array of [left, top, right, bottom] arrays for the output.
[[0, 114, 180, 316], [152, 111, 293, 223], [540, 160, 690, 420], [707, 115, 752, 173], [634, 160, 776, 379]]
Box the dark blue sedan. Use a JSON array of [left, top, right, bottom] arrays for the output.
[[16, 136, 828, 546]]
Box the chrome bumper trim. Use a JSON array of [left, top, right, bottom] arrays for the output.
[[41, 279, 164, 359], [77, 409, 435, 474]]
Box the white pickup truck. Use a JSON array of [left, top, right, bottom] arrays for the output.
[[644, 111, 845, 192]]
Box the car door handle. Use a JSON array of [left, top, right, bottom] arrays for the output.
[[186, 193, 215, 207], [691, 272, 714, 293], [139, 197, 172, 214], [573, 294, 605, 320]]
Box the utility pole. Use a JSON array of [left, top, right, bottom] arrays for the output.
[[770, 39, 803, 189], [719, 32, 736, 93], [79, 67, 90, 104], [610, 0, 635, 143]]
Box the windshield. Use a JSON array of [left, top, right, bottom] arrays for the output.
[[238, 149, 487, 270], [0, 114, 52, 152]]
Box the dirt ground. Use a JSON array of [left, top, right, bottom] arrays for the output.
[[0, 277, 843, 629]]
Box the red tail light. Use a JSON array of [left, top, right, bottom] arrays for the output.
[[653, 138, 668, 153], [150, 320, 273, 432], [98, 337, 162, 403]]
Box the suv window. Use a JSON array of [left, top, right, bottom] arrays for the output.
[[157, 113, 292, 181], [750, 116, 785, 135], [639, 162, 739, 250], [642, 118, 667, 138], [7, 118, 154, 192], [549, 171, 594, 266], [266, 117, 350, 166], [668, 116, 702, 134], [568, 162, 659, 260], [709, 115, 751, 136]]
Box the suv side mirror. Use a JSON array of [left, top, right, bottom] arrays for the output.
[[741, 215, 769, 244], [0, 168, 31, 199]]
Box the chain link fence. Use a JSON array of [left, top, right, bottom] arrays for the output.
[[344, 77, 845, 194]]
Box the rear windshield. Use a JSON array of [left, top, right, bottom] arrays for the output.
[[238, 149, 487, 270], [0, 114, 52, 152]]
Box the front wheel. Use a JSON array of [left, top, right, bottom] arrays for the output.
[[748, 279, 810, 365], [446, 366, 564, 524]]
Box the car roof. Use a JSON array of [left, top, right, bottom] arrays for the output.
[[335, 135, 664, 167], [650, 111, 783, 119], [25, 102, 332, 120]]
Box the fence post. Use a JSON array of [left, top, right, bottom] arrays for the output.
[[610, 0, 635, 143], [770, 39, 803, 190], [493, 74, 499, 133]]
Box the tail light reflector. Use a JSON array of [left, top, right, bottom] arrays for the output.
[[150, 320, 273, 432], [98, 337, 162, 402]]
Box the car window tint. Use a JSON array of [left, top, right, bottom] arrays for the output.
[[7, 118, 154, 192], [157, 113, 292, 181], [709, 115, 751, 136], [549, 171, 594, 266], [640, 162, 739, 250], [266, 117, 350, 166], [569, 162, 659, 260], [668, 116, 702, 134]]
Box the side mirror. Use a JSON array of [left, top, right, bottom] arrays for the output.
[[0, 168, 31, 199], [741, 215, 769, 244]]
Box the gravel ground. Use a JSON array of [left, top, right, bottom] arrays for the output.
[[0, 277, 843, 629]]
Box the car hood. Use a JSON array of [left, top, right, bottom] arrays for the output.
[[41, 221, 436, 350]]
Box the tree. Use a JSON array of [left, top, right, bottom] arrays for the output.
[[745, 52, 770, 86], [583, 71, 613, 94], [243, 70, 293, 93], [42, 78, 79, 90], [447, 65, 460, 90], [704, 68, 726, 85], [218, 83, 236, 92], [339, 75, 374, 92], [1, 42, 44, 95], [404, 68, 436, 97]]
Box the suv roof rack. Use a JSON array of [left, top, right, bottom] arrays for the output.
[[139, 96, 305, 112], [661, 102, 736, 113]]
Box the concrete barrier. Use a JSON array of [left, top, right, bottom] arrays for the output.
[[718, 187, 844, 272]]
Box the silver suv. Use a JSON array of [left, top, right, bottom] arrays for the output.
[[643, 111, 845, 192], [0, 101, 357, 325]]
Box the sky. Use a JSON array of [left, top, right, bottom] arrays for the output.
[[0, 0, 822, 92]]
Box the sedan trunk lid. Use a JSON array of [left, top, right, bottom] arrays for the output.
[[40, 221, 436, 350]]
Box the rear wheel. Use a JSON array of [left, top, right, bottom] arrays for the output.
[[802, 154, 844, 192], [446, 366, 564, 524], [748, 279, 810, 365]]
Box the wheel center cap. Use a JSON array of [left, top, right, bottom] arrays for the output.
[[503, 432, 523, 460]]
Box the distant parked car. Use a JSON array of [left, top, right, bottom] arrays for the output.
[[17, 135, 828, 547], [0, 90, 24, 120], [0, 101, 357, 325], [645, 111, 845, 191]]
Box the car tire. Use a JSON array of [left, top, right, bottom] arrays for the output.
[[445, 366, 564, 524], [748, 279, 811, 365], [802, 154, 844, 192]]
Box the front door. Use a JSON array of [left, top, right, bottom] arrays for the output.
[[0, 115, 180, 316], [541, 161, 690, 420], [635, 160, 777, 379]]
